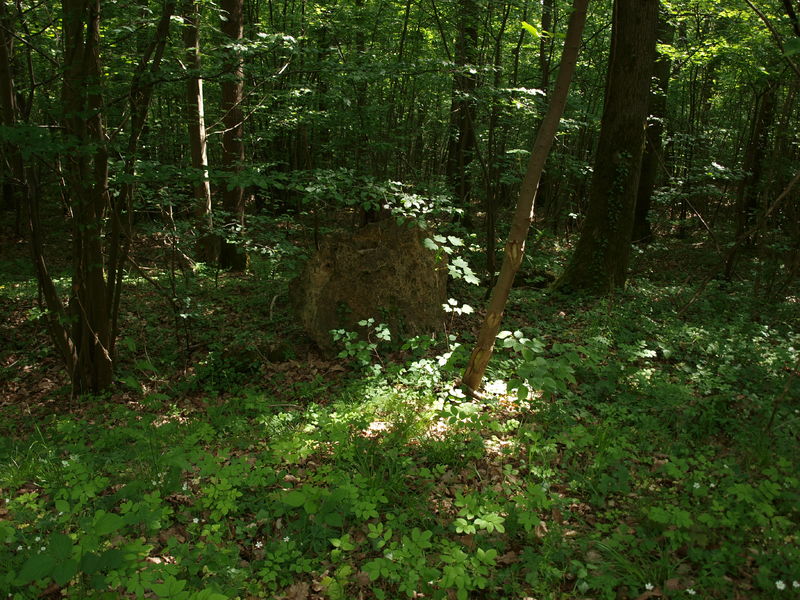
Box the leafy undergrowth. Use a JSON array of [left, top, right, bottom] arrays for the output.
[[1, 225, 799, 600]]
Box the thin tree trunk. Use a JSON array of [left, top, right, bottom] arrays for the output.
[[61, 0, 114, 394], [182, 0, 216, 262], [0, 0, 24, 226], [632, 9, 674, 244], [462, 0, 589, 394], [552, 0, 659, 295], [219, 0, 248, 270], [445, 0, 479, 222]]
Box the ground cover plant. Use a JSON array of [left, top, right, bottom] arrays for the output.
[[2, 0, 799, 597], [1, 211, 798, 600]]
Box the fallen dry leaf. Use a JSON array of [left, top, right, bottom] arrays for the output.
[[283, 581, 310, 600]]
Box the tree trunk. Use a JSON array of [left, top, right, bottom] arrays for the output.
[[632, 8, 674, 244], [445, 0, 479, 222], [0, 0, 24, 224], [462, 0, 589, 394], [734, 80, 777, 242], [27, 0, 174, 396], [219, 0, 248, 271], [552, 0, 658, 295], [61, 0, 114, 395], [182, 0, 216, 262], [539, 0, 554, 90]]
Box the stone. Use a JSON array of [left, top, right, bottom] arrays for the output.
[[291, 220, 447, 351]]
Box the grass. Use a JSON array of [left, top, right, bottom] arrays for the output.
[[0, 214, 798, 600]]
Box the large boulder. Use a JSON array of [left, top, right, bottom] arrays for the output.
[[291, 220, 447, 351]]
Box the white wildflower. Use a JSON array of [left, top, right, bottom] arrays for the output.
[[776, 580, 786, 591], [645, 583, 654, 591], [255, 541, 263, 549], [793, 581, 799, 589], [686, 590, 696, 596], [283, 536, 290, 542], [192, 518, 199, 524], [40, 546, 46, 552], [693, 482, 700, 489]]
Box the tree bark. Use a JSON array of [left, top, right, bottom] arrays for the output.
[[552, 0, 659, 295], [632, 9, 674, 244], [445, 0, 479, 221], [219, 0, 248, 270], [462, 0, 589, 394], [734, 80, 777, 242], [61, 0, 114, 394], [0, 0, 24, 221], [181, 0, 216, 262], [26, 0, 174, 396]]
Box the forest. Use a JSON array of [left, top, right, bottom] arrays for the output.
[[0, 0, 799, 598]]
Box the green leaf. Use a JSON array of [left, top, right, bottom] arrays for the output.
[[447, 236, 464, 246], [423, 238, 438, 250], [284, 490, 307, 507], [16, 555, 56, 585], [93, 510, 125, 535], [521, 21, 541, 39], [324, 511, 344, 527], [785, 37, 800, 57], [52, 559, 79, 586], [48, 533, 74, 561], [151, 575, 187, 597]]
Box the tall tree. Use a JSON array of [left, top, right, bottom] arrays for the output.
[[27, 0, 174, 396], [553, 0, 659, 295], [633, 8, 674, 244], [445, 0, 479, 220], [0, 0, 24, 225], [219, 0, 247, 270], [462, 0, 589, 394], [181, 0, 216, 262]]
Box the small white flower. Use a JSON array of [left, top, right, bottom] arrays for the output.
[[34, 537, 41, 542], [686, 590, 696, 596], [182, 483, 189, 491], [255, 541, 263, 549], [693, 482, 700, 489], [40, 546, 46, 552], [192, 518, 199, 524], [776, 580, 786, 591], [282, 536, 290, 542], [710, 483, 716, 488], [386, 552, 394, 560], [61, 460, 69, 467], [16, 546, 22, 551], [793, 581, 799, 589], [645, 583, 654, 591]]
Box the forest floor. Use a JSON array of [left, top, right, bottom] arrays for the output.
[[1, 211, 798, 600]]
